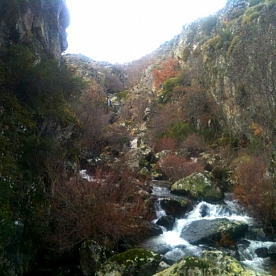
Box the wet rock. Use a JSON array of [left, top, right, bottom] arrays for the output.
[[268, 244, 276, 260], [245, 227, 266, 241], [140, 235, 171, 254], [237, 240, 253, 261], [170, 172, 224, 202], [160, 198, 192, 219], [180, 218, 248, 245], [255, 247, 268, 258], [200, 203, 209, 217], [163, 248, 186, 264], [156, 215, 175, 231], [142, 221, 163, 237], [95, 248, 162, 276], [153, 250, 267, 276]]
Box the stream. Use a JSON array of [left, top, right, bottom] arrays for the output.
[[141, 184, 275, 274]]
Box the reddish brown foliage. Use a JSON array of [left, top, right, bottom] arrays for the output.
[[152, 57, 179, 89], [47, 165, 152, 253], [159, 153, 204, 181], [153, 137, 177, 152], [234, 156, 276, 225], [149, 103, 181, 139], [124, 54, 154, 88], [182, 134, 206, 157], [74, 86, 111, 155], [119, 95, 149, 123]]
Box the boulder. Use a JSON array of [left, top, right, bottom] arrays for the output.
[[95, 248, 162, 276], [245, 227, 266, 241], [180, 218, 248, 245], [170, 173, 224, 202], [156, 215, 175, 231], [79, 240, 114, 276], [268, 244, 276, 260], [163, 248, 186, 264], [255, 247, 268, 258], [160, 198, 192, 219], [153, 250, 267, 276]]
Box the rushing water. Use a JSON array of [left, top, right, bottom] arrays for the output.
[[141, 185, 274, 274]]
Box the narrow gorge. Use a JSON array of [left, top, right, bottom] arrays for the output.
[[1, 0, 276, 275]]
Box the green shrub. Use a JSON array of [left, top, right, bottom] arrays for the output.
[[163, 77, 179, 92], [230, 8, 246, 19], [245, 3, 264, 15], [158, 77, 180, 103], [166, 122, 195, 139], [201, 15, 218, 36], [203, 36, 220, 50], [249, 11, 261, 21], [216, 29, 232, 50], [0, 44, 84, 272], [242, 4, 264, 24], [117, 89, 129, 100], [227, 35, 240, 57]]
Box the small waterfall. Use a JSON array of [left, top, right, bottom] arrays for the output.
[[185, 200, 251, 223], [155, 200, 166, 220], [142, 186, 273, 274]]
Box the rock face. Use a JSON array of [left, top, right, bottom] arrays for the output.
[[180, 218, 248, 245], [0, 0, 69, 58], [153, 250, 268, 276], [63, 53, 126, 95], [170, 173, 224, 202]]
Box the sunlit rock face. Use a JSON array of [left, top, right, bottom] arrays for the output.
[[0, 0, 70, 58]]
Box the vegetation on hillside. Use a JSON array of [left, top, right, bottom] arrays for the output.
[[0, 45, 151, 274], [143, 0, 276, 230], [2, 0, 276, 274]]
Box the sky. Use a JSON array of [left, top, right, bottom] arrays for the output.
[[65, 0, 227, 64]]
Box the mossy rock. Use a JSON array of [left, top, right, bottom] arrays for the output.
[[96, 248, 162, 276], [80, 240, 114, 276], [170, 173, 223, 202], [153, 250, 268, 276]]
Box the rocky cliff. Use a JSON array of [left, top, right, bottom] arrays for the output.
[[0, 0, 69, 58], [170, 0, 276, 141], [119, 0, 276, 144], [64, 1, 276, 144]]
